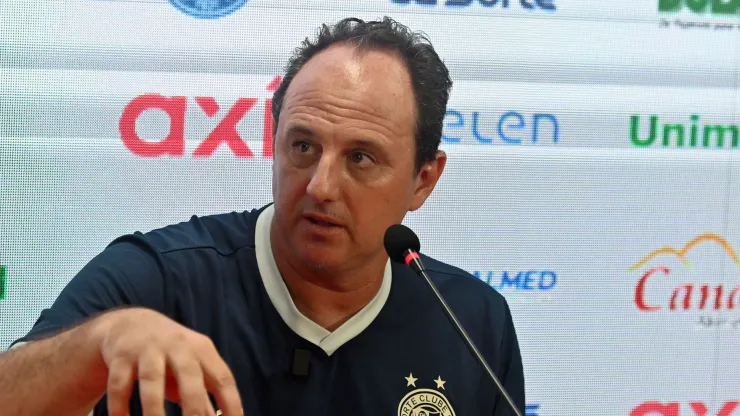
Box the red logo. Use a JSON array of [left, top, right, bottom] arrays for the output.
[[631, 234, 740, 313], [631, 401, 739, 416], [119, 76, 281, 158]]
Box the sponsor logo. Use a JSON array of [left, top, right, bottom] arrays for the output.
[[399, 373, 455, 416], [631, 400, 739, 416], [630, 114, 739, 149], [390, 0, 556, 11], [119, 76, 281, 158], [526, 404, 542, 416], [659, 0, 740, 15], [169, 0, 248, 19], [472, 270, 557, 292], [0, 265, 6, 301], [442, 110, 559, 145], [657, 0, 740, 31], [630, 234, 740, 329]]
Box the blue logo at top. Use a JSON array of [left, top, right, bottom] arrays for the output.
[[391, 0, 556, 10], [169, 0, 248, 19]]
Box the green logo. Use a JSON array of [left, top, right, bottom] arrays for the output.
[[0, 266, 6, 300], [631, 114, 739, 149], [659, 0, 740, 15]]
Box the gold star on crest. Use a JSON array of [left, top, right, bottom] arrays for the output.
[[405, 373, 418, 387], [434, 376, 446, 390]]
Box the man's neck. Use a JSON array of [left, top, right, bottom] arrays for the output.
[[270, 234, 386, 332], [280, 263, 385, 331]]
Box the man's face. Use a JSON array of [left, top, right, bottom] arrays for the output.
[[271, 44, 445, 271]]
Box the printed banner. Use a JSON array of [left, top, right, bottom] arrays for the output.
[[1, 1, 739, 414]]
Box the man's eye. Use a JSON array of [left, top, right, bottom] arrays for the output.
[[294, 141, 311, 152], [350, 152, 373, 165]]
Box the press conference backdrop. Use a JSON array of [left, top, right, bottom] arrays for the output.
[[1, 0, 739, 414]]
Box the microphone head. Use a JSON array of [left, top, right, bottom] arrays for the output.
[[384, 224, 421, 263]]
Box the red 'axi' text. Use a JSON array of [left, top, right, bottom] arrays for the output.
[[119, 76, 282, 158]]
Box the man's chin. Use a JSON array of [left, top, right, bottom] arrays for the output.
[[295, 247, 345, 271]]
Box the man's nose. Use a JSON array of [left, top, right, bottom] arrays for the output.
[[305, 153, 341, 203]]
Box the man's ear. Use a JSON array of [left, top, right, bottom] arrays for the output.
[[409, 150, 447, 212]]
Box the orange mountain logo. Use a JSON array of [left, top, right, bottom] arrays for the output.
[[630, 233, 740, 313], [628, 233, 740, 272]]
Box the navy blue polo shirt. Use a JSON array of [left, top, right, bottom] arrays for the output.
[[14, 203, 525, 416]]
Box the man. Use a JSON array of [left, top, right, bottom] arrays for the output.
[[0, 17, 524, 416]]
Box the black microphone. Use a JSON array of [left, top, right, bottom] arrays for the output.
[[384, 224, 524, 416]]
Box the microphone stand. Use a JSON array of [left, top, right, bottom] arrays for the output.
[[405, 251, 524, 416]]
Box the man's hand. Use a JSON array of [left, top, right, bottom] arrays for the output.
[[95, 307, 243, 416]]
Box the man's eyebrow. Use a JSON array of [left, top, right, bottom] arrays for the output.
[[284, 125, 315, 137], [348, 138, 397, 160], [283, 124, 395, 155], [349, 138, 385, 150]]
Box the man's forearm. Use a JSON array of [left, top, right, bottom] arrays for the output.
[[0, 320, 109, 416]]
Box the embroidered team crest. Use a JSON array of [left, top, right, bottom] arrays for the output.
[[398, 373, 456, 416]]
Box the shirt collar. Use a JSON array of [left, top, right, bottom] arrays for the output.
[[254, 204, 392, 356]]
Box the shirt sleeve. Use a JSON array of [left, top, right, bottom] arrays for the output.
[[10, 232, 169, 347], [492, 298, 526, 416]]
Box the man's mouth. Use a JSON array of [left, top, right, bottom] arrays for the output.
[[307, 217, 339, 227], [304, 214, 343, 227]]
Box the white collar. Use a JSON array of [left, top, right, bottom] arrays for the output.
[[254, 204, 392, 356]]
